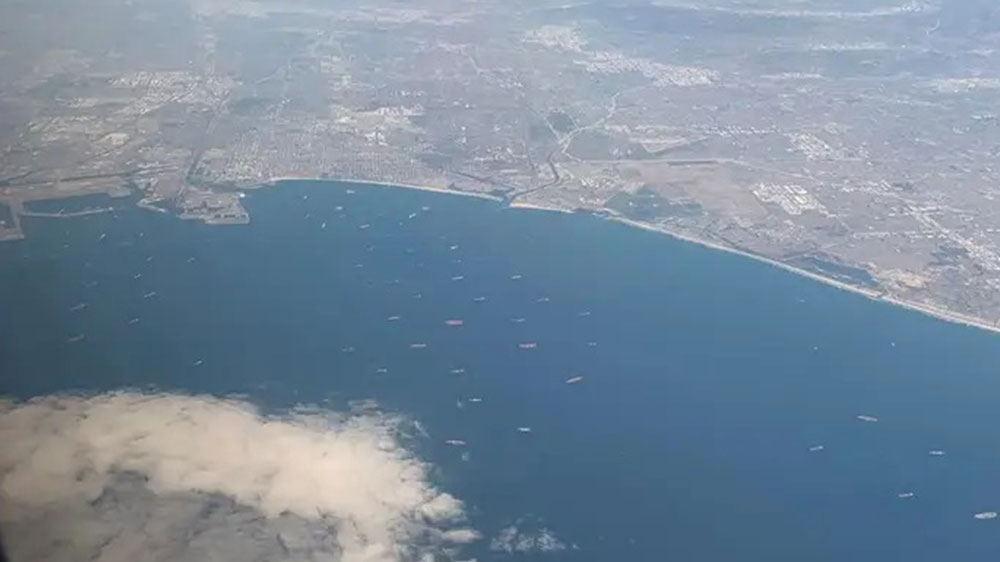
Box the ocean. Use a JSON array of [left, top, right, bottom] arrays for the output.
[[2, 180, 1000, 560]]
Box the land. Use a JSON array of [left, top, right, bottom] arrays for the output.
[[3, 0, 1000, 330]]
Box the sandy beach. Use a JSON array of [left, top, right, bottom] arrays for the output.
[[507, 201, 574, 214], [610, 215, 1000, 335], [262, 176, 1000, 336], [264, 176, 505, 202]]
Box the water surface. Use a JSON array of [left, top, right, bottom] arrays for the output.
[[2, 180, 1000, 560]]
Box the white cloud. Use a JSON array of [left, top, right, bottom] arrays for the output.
[[489, 524, 567, 554], [0, 391, 476, 562]]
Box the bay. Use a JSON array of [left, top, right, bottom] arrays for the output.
[[2, 180, 1000, 560]]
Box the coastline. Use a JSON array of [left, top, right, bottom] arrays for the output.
[[263, 176, 505, 203], [507, 200, 574, 214], [608, 216, 1000, 335], [263, 176, 999, 335]]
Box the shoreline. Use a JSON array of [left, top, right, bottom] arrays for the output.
[[608, 215, 1000, 335], [258, 176, 999, 335], [263, 176, 505, 203], [507, 200, 574, 214], [10, 172, 995, 335], [265, 176, 1000, 336]]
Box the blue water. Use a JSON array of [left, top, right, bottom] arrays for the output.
[[2, 180, 1000, 560]]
